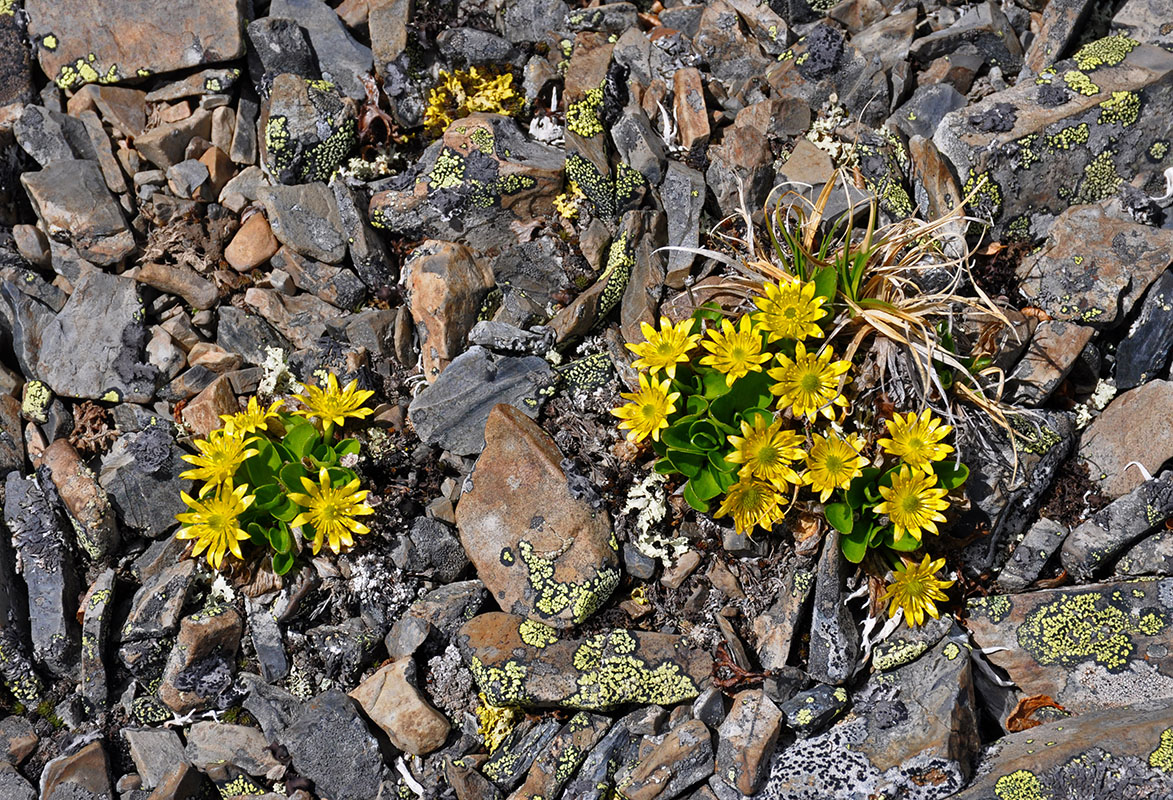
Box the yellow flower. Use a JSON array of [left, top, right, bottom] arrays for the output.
[[803, 432, 867, 502], [289, 467, 376, 555], [726, 415, 804, 487], [221, 397, 284, 436], [714, 476, 786, 536], [878, 410, 955, 474], [176, 480, 255, 570], [698, 316, 772, 385], [626, 316, 701, 379], [292, 373, 375, 429], [880, 554, 954, 627], [180, 429, 259, 494], [768, 342, 851, 420], [876, 466, 950, 543], [612, 372, 680, 443], [752, 278, 827, 343]]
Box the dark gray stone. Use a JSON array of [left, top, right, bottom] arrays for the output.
[[483, 717, 562, 790], [393, 517, 469, 583], [436, 27, 522, 66], [269, 0, 372, 99], [807, 532, 860, 686], [890, 84, 968, 140], [247, 17, 317, 81], [468, 321, 554, 355], [504, 0, 570, 43], [123, 727, 186, 791], [284, 691, 386, 800], [0, 510, 43, 705], [911, 1, 1023, 74], [781, 684, 850, 738], [1116, 528, 1173, 576], [1116, 268, 1173, 389], [0, 764, 35, 800], [660, 161, 705, 288], [264, 73, 357, 184], [407, 345, 556, 456], [98, 423, 191, 536], [1060, 470, 1173, 579], [259, 182, 347, 264], [247, 599, 289, 683], [997, 517, 1068, 591], [611, 105, 668, 186], [217, 306, 291, 366], [21, 159, 135, 266], [622, 543, 657, 580], [330, 178, 396, 290], [240, 672, 302, 741], [271, 247, 366, 309], [80, 569, 116, 709]]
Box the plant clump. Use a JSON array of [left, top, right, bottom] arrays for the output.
[[174, 374, 376, 575], [423, 67, 523, 138]]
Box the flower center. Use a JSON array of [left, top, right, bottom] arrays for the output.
[[800, 373, 820, 393], [730, 346, 746, 362], [909, 437, 924, 452], [783, 307, 797, 319], [901, 494, 922, 514], [755, 444, 778, 466], [824, 454, 842, 474], [319, 501, 340, 523], [642, 402, 659, 419], [657, 341, 676, 355], [207, 512, 227, 532]]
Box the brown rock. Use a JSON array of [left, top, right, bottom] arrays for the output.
[[146, 762, 205, 800], [40, 741, 112, 800], [185, 721, 284, 780], [1079, 379, 1173, 498], [242, 287, 341, 349], [673, 67, 709, 151], [41, 439, 119, 560], [509, 712, 611, 800], [1007, 320, 1094, 406], [181, 375, 237, 436], [0, 716, 37, 765], [456, 405, 619, 628], [403, 240, 495, 381], [160, 605, 243, 713], [225, 213, 280, 272], [134, 261, 220, 310], [134, 108, 212, 169], [199, 146, 235, 195], [349, 658, 451, 755], [91, 85, 148, 138], [734, 97, 811, 140], [716, 689, 782, 795], [12, 223, 50, 267], [620, 720, 715, 800], [25, 0, 244, 93], [187, 342, 243, 373]]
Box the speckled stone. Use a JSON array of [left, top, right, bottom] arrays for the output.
[[807, 532, 860, 686], [510, 712, 611, 800], [997, 517, 1069, 591], [952, 697, 1173, 799], [620, 718, 715, 800], [967, 579, 1173, 714], [456, 404, 619, 628], [457, 612, 712, 711], [262, 73, 357, 185], [159, 605, 242, 713], [780, 684, 850, 739], [1078, 381, 1173, 499], [1060, 470, 1173, 579], [717, 689, 783, 794]]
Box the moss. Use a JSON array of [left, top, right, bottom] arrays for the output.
[[994, 769, 1049, 800], [566, 84, 606, 138], [1151, 728, 1173, 773], [1072, 34, 1140, 71], [1098, 91, 1141, 127], [1017, 590, 1168, 672]]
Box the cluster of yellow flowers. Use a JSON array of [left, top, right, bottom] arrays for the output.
[[175, 375, 377, 569]]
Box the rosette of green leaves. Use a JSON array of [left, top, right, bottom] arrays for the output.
[[824, 461, 968, 563], [232, 413, 361, 574]]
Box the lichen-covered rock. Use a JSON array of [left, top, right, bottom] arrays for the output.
[[403, 240, 495, 381], [1015, 205, 1173, 329], [758, 635, 979, 799], [408, 346, 555, 456], [753, 562, 815, 670], [909, 1, 1023, 75], [1077, 380, 1173, 499], [262, 73, 357, 185], [1116, 528, 1173, 577], [269, 0, 372, 100], [159, 604, 243, 714], [25, 0, 244, 91], [767, 25, 890, 127], [369, 113, 563, 252], [808, 532, 860, 686], [457, 612, 712, 711], [935, 36, 1173, 240], [952, 697, 1173, 799], [1060, 470, 1173, 578], [0, 516, 43, 705], [967, 579, 1173, 713], [99, 422, 190, 536], [42, 439, 119, 560], [619, 718, 714, 800], [456, 404, 619, 627], [780, 683, 850, 739], [258, 181, 347, 263], [484, 716, 561, 791], [997, 517, 1068, 592], [79, 569, 115, 709], [510, 712, 612, 800], [716, 689, 782, 794]]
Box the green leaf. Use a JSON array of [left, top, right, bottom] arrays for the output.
[[738, 407, 773, 429], [310, 444, 338, 468], [272, 550, 295, 576], [268, 522, 293, 554], [326, 466, 357, 486], [688, 419, 720, 451], [885, 529, 922, 552], [272, 497, 300, 523], [686, 394, 708, 416], [702, 369, 732, 400], [825, 502, 854, 534], [252, 483, 283, 512], [247, 522, 268, 547], [812, 264, 838, 304], [845, 468, 881, 509], [280, 462, 309, 492], [683, 480, 710, 512], [707, 450, 737, 473], [283, 422, 320, 460], [692, 302, 724, 323], [654, 456, 680, 475], [244, 438, 283, 487], [672, 451, 705, 478], [663, 417, 704, 453], [689, 467, 723, 501], [840, 528, 869, 563], [933, 461, 969, 491], [710, 370, 773, 424], [336, 438, 361, 457]]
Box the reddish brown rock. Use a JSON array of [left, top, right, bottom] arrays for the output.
[[673, 67, 709, 151], [716, 689, 782, 794], [349, 658, 451, 755], [160, 605, 242, 713], [40, 741, 112, 800], [225, 212, 280, 272], [1007, 320, 1095, 406], [403, 240, 495, 381], [456, 405, 619, 628], [41, 439, 119, 560], [134, 261, 220, 310], [181, 375, 237, 436]]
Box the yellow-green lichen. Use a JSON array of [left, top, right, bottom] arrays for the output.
[[22, 380, 51, 423], [429, 149, 466, 190], [795, 707, 814, 726], [1062, 70, 1100, 97], [873, 639, 929, 672], [564, 632, 701, 710], [468, 126, 495, 155], [1075, 149, 1121, 204], [971, 593, 1012, 623], [475, 692, 521, 752], [1045, 123, 1089, 151], [566, 84, 605, 138], [597, 231, 633, 319], [1150, 728, 1173, 773], [1150, 141, 1170, 161], [963, 171, 1003, 223], [519, 619, 560, 649], [565, 152, 617, 217], [1017, 590, 1168, 672], [1072, 34, 1139, 71], [517, 540, 620, 624], [995, 769, 1049, 800], [943, 641, 961, 660], [1098, 91, 1141, 127], [469, 655, 529, 707]]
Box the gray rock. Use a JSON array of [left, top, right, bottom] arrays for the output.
[[21, 159, 134, 266], [504, 0, 570, 43], [166, 159, 210, 200], [392, 517, 469, 583], [1116, 268, 1173, 389], [306, 618, 382, 685], [4, 472, 79, 679], [0, 716, 37, 765], [1078, 379, 1173, 498], [243, 287, 341, 350], [407, 345, 556, 456], [123, 727, 186, 790], [0, 765, 35, 800], [263, 73, 357, 184], [284, 691, 387, 800], [331, 177, 396, 290], [1060, 470, 1173, 578], [159, 605, 242, 714], [118, 555, 196, 677], [230, 96, 259, 166], [407, 580, 488, 636], [246, 598, 289, 683], [437, 27, 522, 66], [13, 105, 87, 167], [0, 523, 43, 706], [808, 532, 860, 686], [997, 517, 1068, 591], [133, 108, 214, 170], [1006, 320, 1095, 405], [340, 308, 396, 358], [185, 721, 284, 781], [247, 17, 317, 81], [890, 84, 968, 140], [484, 717, 562, 791], [1113, 0, 1173, 47], [693, 0, 772, 83], [660, 161, 705, 288], [240, 673, 302, 741], [259, 182, 347, 264], [910, 1, 1023, 75], [80, 569, 116, 709], [468, 321, 555, 356], [780, 684, 849, 739], [563, 707, 664, 800], [216, 306, 291, 366], [611, 105, 668, 186], [99, 423, 190, 536], [270, 0, 372, 99], [1115, 528, 1173, 577]]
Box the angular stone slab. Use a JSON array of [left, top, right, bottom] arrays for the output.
[[21, 160, 134, 266], [457, 612, 712, 711], [457, 404, 619, 628], [1060, 470, 1173, 578], [967, 579, 1173, 714], [26, 0, 245, 90]]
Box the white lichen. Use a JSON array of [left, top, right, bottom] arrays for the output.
[[624, 471, 688, 567], [1073, 378, 1117, 429], [258, 346, 300, 397]]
